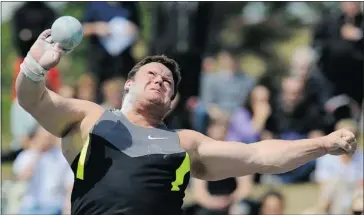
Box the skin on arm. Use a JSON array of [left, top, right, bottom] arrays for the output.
[[16, 73, 104, 139], [15, 29, 104, 142], [179, 129, 355, 181]]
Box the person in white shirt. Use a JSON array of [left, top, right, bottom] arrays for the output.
[[314, 119, 363, 215], [13, 126, 74, 215]]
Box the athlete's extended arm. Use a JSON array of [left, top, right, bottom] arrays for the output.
[[181, 129, 356, 181], [16, 29, 103, 137]]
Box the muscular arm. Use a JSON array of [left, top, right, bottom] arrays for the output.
[[181, 130, 327, 181], [16, 72, 103, 137]]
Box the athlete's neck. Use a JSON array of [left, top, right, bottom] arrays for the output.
[[121, 95, 163, 128], [124, 108, 163, 128]]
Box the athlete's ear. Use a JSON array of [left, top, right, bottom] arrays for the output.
[[124, 79, 133, 93], [169, 92, 180, 110]]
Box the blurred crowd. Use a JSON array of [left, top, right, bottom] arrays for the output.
[[2, 2, 363, 215]]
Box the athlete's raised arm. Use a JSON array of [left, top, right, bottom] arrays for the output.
[[16, 29, 103, 137], [179, 129, 357, 181]]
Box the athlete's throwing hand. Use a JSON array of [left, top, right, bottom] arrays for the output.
[[322, 129, 357, 155]]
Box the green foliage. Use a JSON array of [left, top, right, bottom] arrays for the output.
[[61, 2, 87, 20], [139, 2, 153, 42], [1, 93, 12, 150], [2, 17, 17, 90]]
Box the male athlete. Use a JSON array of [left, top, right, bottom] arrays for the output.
[[16, 30, 357, 215]]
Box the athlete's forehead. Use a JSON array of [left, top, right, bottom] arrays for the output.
[[137, 62, 173, 79]]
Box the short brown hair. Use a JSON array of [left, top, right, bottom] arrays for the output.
[[127, 55, 181, 99]]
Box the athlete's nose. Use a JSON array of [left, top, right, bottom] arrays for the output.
[[153, 75, 163, 86]]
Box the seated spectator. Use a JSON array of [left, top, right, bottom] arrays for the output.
[[266, 75, 327, 139], [191, 120, 254, 215], [101, 77, 125, 109], [259, 191, 285, 215], [58, 84, 76, 99], [185, 56, 217, 131], [314, 119, 363, 215], [262, 76, 325, 184], [75, 73, 97, 102], [191, 51, 256, 134], [229, 200, 256, 215], [290, 46, 333, 109], [2, 100, 38, 163], [200, 55, 218, 88], [226, 85, 272, 144], [82, 2, 141, 102], [312, 2, 363, 105], [324, 94, 362, 126], [13, 127, 74, 215]]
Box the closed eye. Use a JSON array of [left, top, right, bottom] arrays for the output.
[[164, 79, 172, 85]]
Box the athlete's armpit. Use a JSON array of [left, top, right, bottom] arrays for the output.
[[178, 130, 209, 180], [179, 129, 258, 181]]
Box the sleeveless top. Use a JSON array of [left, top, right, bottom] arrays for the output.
[[70, 109, 190, 215]]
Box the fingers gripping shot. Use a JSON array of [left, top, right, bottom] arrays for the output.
[[16, 17, 358, 215]]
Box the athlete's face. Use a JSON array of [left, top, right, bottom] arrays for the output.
[[125, 62, 174, 111]]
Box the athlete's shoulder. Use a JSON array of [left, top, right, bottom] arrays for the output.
[[175, 129, 204, 152]]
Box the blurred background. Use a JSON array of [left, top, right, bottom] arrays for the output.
[[1, 1, 363, 215]]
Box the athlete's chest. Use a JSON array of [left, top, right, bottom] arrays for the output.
[[92, 116, 184, 157], [72, 110, 191, 189], [73, 133, 191, 195]]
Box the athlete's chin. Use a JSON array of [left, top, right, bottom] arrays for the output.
[[143, 96, 163, 106], [145, 94, 161, 102]]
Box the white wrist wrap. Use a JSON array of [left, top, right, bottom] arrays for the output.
[[20, 54, 49, 82]]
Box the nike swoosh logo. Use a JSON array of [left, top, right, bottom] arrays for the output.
[[148, 135, 168, 140]]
